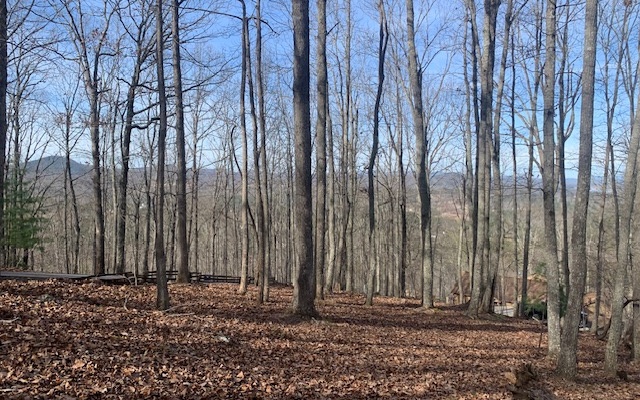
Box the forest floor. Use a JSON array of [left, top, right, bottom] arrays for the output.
[[0, 280, 638, 399]]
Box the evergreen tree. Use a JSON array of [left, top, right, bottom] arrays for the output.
[[3, 177, 45, 268]]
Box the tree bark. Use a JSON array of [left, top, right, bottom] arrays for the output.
[[0, 0, 7, 267], [519, 122, 535, 317], [365, 0, 387, 307], [238, 0, 250, 295], [466, 0, 500, 316], [606, 46, 640, 376], [595, 0, 629, 338], [406, 0, 433, 309], [244, 0, 267, 303], [557, 0, 597, 379], [291, 0, 317, 317], [483, 0, 513, 312], [340, 0, 354, 293], [326, 112, 337, 293], [115, 11, 153, 275], [315, 0, 328, 300], [509, 29, 519, 314], [256, 0, 270, 302], [171, 0, 189, 284], [155, 0, 170, 310], [462, 8, 475, 304], [541, 0, 561, 358]]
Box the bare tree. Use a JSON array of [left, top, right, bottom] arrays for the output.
[[155, 0, 170, 310], [59, 0, 117, 275], [461, 5, 476, 305], [509, 29, 519, 314], [172, 0, 189, 284], [237, 0, 251, 295], [541, 0, 561, 358], [365, 0, 388, 306], [466, 0, 500, 316], [484, 0, 515, 311], [115, 0, 155, 275], [606, 27, 640, 377], [595, 0, 631, 337], [557, 0, 597, 379], [514, 0, 543, 318], [291, 0, 316, 317], [406, 0, 433, 308], [334, 0, 355, 293], [325, 98, 337, 293], [394, 81, 408, 298], [255, 0, 269, 303], [0, 0, 6, 267], [555, 0, 579, 296], [52, 72, 83, 274], [314, 0, 328, 300]]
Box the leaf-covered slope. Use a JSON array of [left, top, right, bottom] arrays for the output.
[[0, 281, 637, 399]]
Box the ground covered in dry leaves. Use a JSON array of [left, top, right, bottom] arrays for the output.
[[0, 280, 638, 399]]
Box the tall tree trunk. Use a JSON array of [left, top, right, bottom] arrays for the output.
[[89, 91, 104, 275], [255, 0, 270, 302], [172, 0, 189, 284], [467, 0, 500, 316], [243, 0, 266, 303], [61, 91, 81, 274], [596, 1, 628, 337], [541, 0, 561, 358], [63, 127, 71, 274], [110, 111, 118, 274], [132, 195, 141, 280], [326, 112, 337, 293], [341, 0, 354, 293], [510, 29, 519, 313], [238, 1, 250, 295], [116, 24, 150, 275], [462, 8, 475, 303], [519, 119, 535, 317], [389, 68, 407, 298], [406, 0, 433, 309], [62, 1, 115, 276], [365, 0, 387, 307], [315, 0, 328, 300], [188, 89, 202, 276], [397, 93, 407, 298], [483, 0, 513, 312], [456, 185, 466, 304], [594, 138, 611, 335], [519, 2, 543, 317], [155, 0, 170, 310], [606, 45, 640, 376], [291, 0, 317, 317], [557, 0, 597, 379], [555, 2, 573, 298], [166, 189, 177, 272], [70, 4, 115, 276], [141, 137, 154, 282], [0, 0, 6, 267]]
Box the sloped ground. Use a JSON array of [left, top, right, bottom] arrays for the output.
[[0, 280, 637, 399]]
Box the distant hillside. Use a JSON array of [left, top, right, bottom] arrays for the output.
[[24, 155, 222, 191], [25, 155, 93, 178], [22, 155, 605, 195]]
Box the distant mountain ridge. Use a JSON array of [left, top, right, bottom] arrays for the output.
[[24, 155, 604, 192], [25, 155, 93, 177], [24, 155, 220, 184]]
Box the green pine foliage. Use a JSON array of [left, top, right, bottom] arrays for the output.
[[3, 177, 46, 268]]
